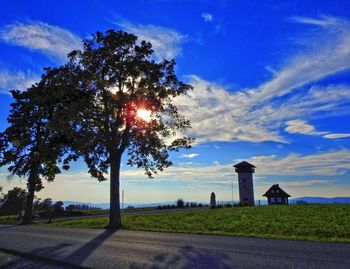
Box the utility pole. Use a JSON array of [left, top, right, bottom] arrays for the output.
[[231, 180, 234, 205]]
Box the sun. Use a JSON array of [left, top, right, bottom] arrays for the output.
[[136, 109, 152, 121]]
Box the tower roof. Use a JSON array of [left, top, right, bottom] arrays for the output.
[[233, 161, 256, 168]]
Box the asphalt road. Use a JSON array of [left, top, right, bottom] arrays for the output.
[[0, 224, 349, 269], [0, 250, 65, 269]]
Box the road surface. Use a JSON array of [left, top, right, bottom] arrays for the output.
[[0, 250, 65, 269], [0, 224, 349, 269]]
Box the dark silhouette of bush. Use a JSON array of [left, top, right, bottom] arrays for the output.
[[176, 198, 185, 208], [0, 187, 26, 216]]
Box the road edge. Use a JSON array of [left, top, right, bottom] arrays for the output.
[[0, 247, 89, 269]]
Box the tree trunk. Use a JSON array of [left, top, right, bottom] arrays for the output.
[[22, 169, 38, 225], [108, 152, 122, 229]]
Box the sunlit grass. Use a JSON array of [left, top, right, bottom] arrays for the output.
[[44, 204, 350, 243]]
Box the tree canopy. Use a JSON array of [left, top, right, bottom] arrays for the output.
[[63, 30, 194, 227], [0, 69, 81, 223], [0, 30, 194, 228]]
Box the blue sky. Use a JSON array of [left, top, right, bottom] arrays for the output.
[[0, 0, 350, 204]]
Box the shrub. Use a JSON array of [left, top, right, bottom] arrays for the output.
[[176, 198, 185, 208]]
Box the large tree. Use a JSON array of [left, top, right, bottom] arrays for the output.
[[0, 69, 81, 224], [66, 30, 194, 228]]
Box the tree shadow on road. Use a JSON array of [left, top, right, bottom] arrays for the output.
[[65, 228, 119, 265], [27, 228, 118, 267], [129, 245, 232, 269], [31, 243, 73, 260]]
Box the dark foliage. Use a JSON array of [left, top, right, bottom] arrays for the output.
[[176, 198, 185, 208], [61, 30, 194, 228], [0, 70, 83, 223], [65, 204, 102, 211], [0, 187, 27, 216]]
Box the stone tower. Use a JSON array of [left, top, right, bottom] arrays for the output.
[[233, 161, 255, 206]]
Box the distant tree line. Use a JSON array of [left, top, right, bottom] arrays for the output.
[[156, 198, 205, 210], [0, 187, 101, 218], [65, 204, 102, 211]]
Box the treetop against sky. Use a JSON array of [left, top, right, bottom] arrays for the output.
[[0, 0, 349, 203]]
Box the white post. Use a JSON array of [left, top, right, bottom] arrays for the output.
[[122, 189, 124, 209], [231, 180, 234, 205]]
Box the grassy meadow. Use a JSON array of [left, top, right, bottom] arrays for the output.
[[46, 204, 350, 243], [0, 215, 18, 223]]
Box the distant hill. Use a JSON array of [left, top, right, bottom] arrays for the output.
[[291, 197, 350, 204], [61, 201, 178, 209], [61, 197, 350, 209]]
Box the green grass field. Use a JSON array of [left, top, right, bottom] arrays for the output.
[[81, 207, 158, 216], [0, 215, 18, 223], [46, 204, 350, 243]]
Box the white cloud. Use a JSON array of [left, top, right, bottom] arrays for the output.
[[174, 16, 350, 143], [278, 180, 329, 187], [285, 120, 326, 135], [174, 76, 285, 143], [248, 16, 350, 104], [201, 13, 213, 22], [0, 21, 82, 61], [117, 21, 185, 61], [181, 153, 199, 158], [289, 16, 339, 27], [0, 70, 39, 94], [3, 149, 348, 202], [324, 133, 350, 139], [248, 150, 350, 176], [122, 149, 350, 181], [175, 76, 350, 143], [122, 163, 233, 182], [284, 119, 350, 139]]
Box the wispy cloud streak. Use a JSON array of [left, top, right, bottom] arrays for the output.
[[117, 21, 185, 61], [0, 21, 82, 61], [0, 70, 39, 94], [175, 16, 350, 143]]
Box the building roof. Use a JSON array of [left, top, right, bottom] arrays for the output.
[[262, 184, 291, 197], [233, 161, 256, 168]]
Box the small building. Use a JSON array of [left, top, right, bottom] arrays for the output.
[[263, 184, 291, 205]]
